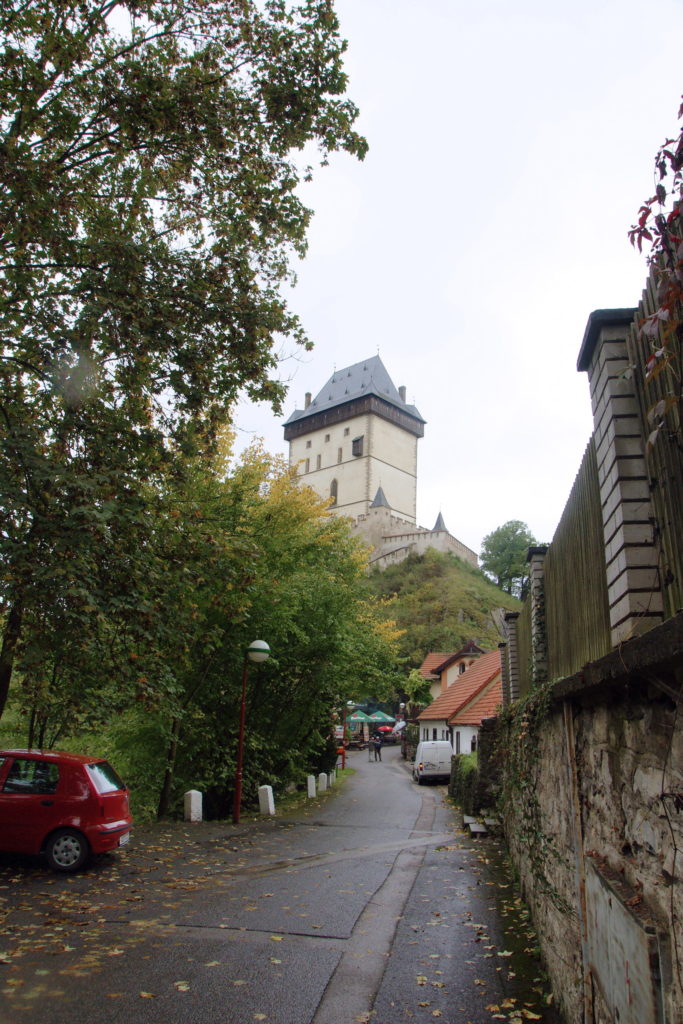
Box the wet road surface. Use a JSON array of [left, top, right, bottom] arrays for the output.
[[0, 744, 558, 1023]]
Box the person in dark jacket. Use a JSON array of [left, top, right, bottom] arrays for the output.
[[372, 734, 383, 762]]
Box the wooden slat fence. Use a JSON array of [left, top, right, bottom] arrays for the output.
[[506, 252, 683, 699], [544, 438, 611, 680], [626, 264, 683, 618]]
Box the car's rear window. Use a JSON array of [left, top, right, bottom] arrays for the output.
[[86, 761, 126, 794]]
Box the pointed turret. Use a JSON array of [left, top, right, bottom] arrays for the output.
[[370, 486, 391, 509], [433, 511, 447, 532]]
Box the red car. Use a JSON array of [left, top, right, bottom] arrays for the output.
[[0, 749, 132, 872]]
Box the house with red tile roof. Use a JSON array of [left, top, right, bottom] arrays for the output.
[[418, 641, 486, 701], [416, 649, 502, 754], [417, 651, 454, 702], [432, 641, 486, 695]]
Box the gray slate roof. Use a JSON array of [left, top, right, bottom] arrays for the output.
[[284, 355, 424, 425], [370, 486, 391, 509], [433, 511, 447, 532]]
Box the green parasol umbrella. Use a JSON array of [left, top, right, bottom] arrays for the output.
[[347, 710, 372, 727], [368, 710, 396, 723]]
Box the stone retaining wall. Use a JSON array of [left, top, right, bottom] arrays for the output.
[[483, 615, 683, 1024]]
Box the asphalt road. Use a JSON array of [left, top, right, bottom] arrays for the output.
[[0, 744, 558, 1024]]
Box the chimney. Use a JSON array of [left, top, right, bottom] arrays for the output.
[[399, 386, 407, 403], [305, 392, 311, 409]]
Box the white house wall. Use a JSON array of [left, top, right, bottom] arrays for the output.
[[418, 720, 479, 751], [419, 720, 453, 744], [452, 725, 478, 754]]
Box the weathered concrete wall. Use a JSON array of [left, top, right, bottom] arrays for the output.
[[490, 625, 683, 1024]]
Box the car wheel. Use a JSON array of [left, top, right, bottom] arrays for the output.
[[45, 829, 90, 872]]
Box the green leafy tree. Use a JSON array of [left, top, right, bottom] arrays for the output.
[[0, 0, 367, 720], [366, 549, 519, 667], [479, 520, 537, 598], [88, 443, 402, 818], [404, 667, 431, 706], [172, 448, 402, 818]]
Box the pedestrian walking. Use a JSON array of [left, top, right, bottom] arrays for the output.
[[373, 734, 383, 761]]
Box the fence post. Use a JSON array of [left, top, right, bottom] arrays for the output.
[[527, 545, 548, 686], [258, 785, 275, 815], [578, 309, 664, 645], [498, 642, 510, 706], [504, 612, 520, 701], [184, 790, 202, 823]]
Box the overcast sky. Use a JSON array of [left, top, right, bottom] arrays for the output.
[[233, 0, 683, 557]]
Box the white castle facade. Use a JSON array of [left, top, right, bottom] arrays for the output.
[[283, 356, 477, 570]]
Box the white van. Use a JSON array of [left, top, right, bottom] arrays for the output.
[[412, 740, 453, 784]]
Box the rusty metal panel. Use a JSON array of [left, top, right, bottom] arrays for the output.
[[586, 861, 665, 1023]]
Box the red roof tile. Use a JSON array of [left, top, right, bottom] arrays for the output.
[[432, 642, 486, 674], [417, 650, 501, 722], [451, 678, 503, 725], [418, 652, 455, 679]]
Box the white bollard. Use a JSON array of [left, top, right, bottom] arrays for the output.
[[318, 772, 328, 792], [307, 775, 317, 798], [184, 790, 203, 823], [258, 785, 275, 815]]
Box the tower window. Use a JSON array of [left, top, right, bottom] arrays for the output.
[[306, 440, 312, 449], [330, 479, 338, 505], [325, 433, 330, 442], [344, 428, 350, 436], [316, 454, 321, 470], [337, 448, 342, 463], [352, 436, 364, 457], [304, 458, 310, 473]]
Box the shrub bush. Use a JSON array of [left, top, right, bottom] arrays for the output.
[[449, 752, 479, 814]]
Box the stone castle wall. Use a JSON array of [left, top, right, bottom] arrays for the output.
[[350, 506, 478, 570]]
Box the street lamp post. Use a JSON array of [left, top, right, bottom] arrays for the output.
[[233, 640, 270, 825]]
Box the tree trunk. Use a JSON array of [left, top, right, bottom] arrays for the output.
[[27, 707, 36, 749], [0, 599, 23, 721], [157, 717, 182, 820]]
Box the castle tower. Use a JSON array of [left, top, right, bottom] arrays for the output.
[[283, 356, 425, 523]]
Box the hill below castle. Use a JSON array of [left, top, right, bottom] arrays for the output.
[[363, 548, 521, 668]]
